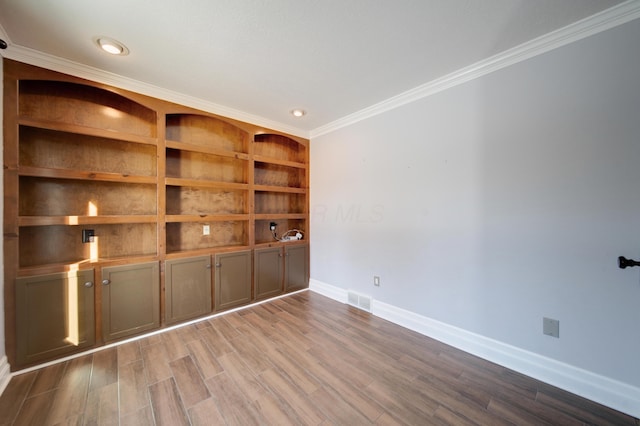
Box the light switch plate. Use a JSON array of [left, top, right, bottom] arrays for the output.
[[543, 317, 560, 338], [203, 225, 210, 236]]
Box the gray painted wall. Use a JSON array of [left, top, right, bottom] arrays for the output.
[[310, 18, 640, 388]]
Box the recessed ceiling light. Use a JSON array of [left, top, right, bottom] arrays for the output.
[[95, 37, 129, 56], [290, 109, 306, 118]]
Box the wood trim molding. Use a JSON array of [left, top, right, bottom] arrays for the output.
[[308, 278, 640, 419], [310, 0, 640, 138]]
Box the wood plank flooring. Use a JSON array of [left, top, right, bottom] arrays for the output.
[[0, 291, 637, 425]]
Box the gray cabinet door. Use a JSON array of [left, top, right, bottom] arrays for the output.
[[285, 244, 309, 292], [102, 261, 159, 341], [165, 255, 212, 324], [16, 269, 95, 366], [215, 250, 251, 311], [255, 247, 283, 300]]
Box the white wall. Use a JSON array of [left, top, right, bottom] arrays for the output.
[[311, 16, 640, 396]]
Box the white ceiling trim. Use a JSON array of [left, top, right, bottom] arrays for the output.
[[0, 21, 11, 44], [0, 44, 309, 139], [310, 0, 640, 139], [2, 1, 639, 141]]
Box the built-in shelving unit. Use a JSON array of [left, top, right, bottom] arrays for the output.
[[253, 133, 308, 246], [14, 79, 159, 272], [3, 59, 309, 370], [164, 113, 251, 255]]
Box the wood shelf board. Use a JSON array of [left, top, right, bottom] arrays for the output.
[[19, 215, 157, 226], [253, 155, 306, 169], [165, 245, 251, 259], [165, 214, 250, 223], [165, 178, 249, 190], [19, 117, 158, 146], [19, 79, 157, 139], [19, 166, 157, 184], [253, 185, 307, 194], [166, 140, 249, 160], [165, 113, 249, 153], [254, 213, 306, 220], [254, 240, 307, 249]]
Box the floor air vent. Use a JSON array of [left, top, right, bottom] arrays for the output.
[[347, 291, 372, 312]]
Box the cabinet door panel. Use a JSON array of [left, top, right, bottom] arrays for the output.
[[102, 261, 159, 341], [285, 244, 309, 292], [255, 247, 283, 300], [16, 270, 95, 366], [215, 250, 251, 311], [166, 256, 212, 324]]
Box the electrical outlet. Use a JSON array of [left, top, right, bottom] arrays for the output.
[[203, 224, 210, 236], [543, 317, 560, 338], [82, 229, 95, 243], [270, 222, 277, 231], [373, 276, 380, 286]]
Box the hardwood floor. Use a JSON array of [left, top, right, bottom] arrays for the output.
[[0, 291, 637, 425]]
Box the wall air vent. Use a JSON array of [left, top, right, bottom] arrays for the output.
[[347, 290, 372, 312]]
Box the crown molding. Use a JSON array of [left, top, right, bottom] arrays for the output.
[[310, 0, 640, 138], [0, 44, 309, 139], [2, 1, 638, 141], [0, 21, 10, 43]]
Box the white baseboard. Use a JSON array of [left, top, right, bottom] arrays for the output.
[[0, 356, 10, 397], [309, 279, 640, 419], [309, 278, 348, 303]]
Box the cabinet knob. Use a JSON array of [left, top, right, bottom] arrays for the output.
[[215, 263, 222, 268], [84, 281, 93, 288], [205, 264, 212, 269], [102, 279, 110, 285]]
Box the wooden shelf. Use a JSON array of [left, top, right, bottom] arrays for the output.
[[254, 213, 306, 220], [255, 191, 306, 215], [254, 184, 306, 194], [253, 155, 306, 169], [166, 140, 249, 160], [165, 178, 248, 190], [166, 113, 249, 153], [254, 240, 307, 249], [19, 118, 158, 146], [254, 161, 306, 189], [166, 221, 248, 253], [255, 218, 306, 246], [19, 79, 157, 138], [165, 245, 251, 260], [253, 133, 306, 163], [166, 214, 250, 223], [19, 215, 157, 227], [166, 149, 248, 185], [19, 223, 158, 268], [19, 166, 157, 184]]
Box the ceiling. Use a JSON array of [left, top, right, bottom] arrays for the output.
[[0, 0, 629, 136]]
